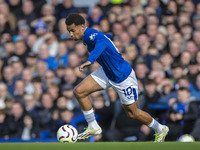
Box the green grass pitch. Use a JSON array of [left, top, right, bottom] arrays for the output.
[[0, 142, 200, 150]]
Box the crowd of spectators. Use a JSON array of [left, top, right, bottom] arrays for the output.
[[0, 0, 200, 142]]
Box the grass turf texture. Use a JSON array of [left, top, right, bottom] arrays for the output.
[[0, 142, 200, 150]]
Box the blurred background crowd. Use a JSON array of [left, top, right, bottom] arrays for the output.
[[0, 0, 200, 142]]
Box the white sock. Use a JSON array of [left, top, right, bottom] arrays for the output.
[[88, 120, 99, 130], [148, 118, 164, 134], [82, 109, 100, 130]]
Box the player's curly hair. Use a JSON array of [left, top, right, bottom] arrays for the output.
[[65, 13, 85, 26]]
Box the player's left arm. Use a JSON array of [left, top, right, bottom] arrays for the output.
[[79, 61, 92, 72]]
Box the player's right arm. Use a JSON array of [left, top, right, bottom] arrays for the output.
[[83, 28, 111, 65], [87, 36, 107, 64]]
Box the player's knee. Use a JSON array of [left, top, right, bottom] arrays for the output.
[[73, 87, 85, 98], [73, 87, 81, 98]]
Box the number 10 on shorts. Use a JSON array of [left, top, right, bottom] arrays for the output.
[[122, 87, 137, 100]]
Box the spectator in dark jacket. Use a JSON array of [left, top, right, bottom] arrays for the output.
[[92, 91, 115, 141], [140, 79, 162, 119], [0, 109, 9, 139], [36, 93, 54, 132], [166, 88, 199, 141], [18, 0, 37, 25], [55, 0, 77, 21], [190, 101, 200, 141], [7, 102, 26, 138], [21, 114, 40, 140]]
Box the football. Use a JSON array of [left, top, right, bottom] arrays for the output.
[[178, 134, 195, 142], [57, 124, 78, 143]]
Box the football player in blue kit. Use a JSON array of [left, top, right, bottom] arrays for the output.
[[65, 13, 169, 142]]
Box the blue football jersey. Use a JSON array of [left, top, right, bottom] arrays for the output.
[[83, 28, 132, 83]]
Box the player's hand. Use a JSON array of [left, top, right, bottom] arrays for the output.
[[79, 61, 92, 72]]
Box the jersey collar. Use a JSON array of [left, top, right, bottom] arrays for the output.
[[83, 27, 89, 45]]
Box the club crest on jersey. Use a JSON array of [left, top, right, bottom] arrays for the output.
[[89, 33, 98, 41]]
